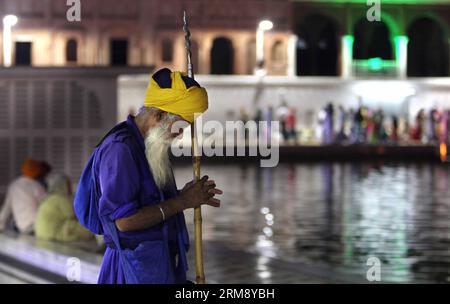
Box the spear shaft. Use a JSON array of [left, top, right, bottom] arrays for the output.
[[183, 10, 206, 284]]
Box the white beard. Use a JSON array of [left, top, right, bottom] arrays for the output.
[[144, 123, 173, 190]]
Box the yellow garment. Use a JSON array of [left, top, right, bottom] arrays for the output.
[[144, 71, 208, 123], [35, 193, 94, 242]]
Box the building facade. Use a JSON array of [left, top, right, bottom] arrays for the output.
[[0, 0, 448, 77], [0, 67, 150, 196]]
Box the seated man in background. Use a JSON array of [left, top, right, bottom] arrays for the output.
[[35, 174, 94, 242], [0, 159, 48, 234]]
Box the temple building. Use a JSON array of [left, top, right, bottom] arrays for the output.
[[2, 0, 450, 285], [0, 0, 448, 77]]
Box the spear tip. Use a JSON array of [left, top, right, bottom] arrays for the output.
[[183, 10, 188, 25]]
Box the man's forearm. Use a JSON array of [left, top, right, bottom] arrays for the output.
[[115, 198, 185, 232]]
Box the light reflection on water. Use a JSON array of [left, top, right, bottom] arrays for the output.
[[174, 162, 450, 283]]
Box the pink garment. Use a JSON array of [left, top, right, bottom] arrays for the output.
[[285, 112, 296, 130]]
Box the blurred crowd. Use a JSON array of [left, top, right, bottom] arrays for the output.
[[236, 102, 450, 146], [0, 158, 95, 244], [317, 104, 450, 146]]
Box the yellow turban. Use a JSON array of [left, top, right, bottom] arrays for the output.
[[144, 70, 208, 124]]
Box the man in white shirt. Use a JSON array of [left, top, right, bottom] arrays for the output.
[[0, 159, 48, 234]]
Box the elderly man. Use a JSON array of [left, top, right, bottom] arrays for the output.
[[76, 68, 222, 284], [0, 158, 48, 234]]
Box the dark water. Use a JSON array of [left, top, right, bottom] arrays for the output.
[[174, 162, 450, 283]]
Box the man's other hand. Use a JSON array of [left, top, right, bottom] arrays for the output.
[[179, 175, 223, 209]]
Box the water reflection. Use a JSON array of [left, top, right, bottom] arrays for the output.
[[175, 161, 450, 283]]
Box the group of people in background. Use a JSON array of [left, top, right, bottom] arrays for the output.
[[235, 101, 450, 146], [0, 158, 94, 243], [238, 102, 298, 145], [320, 103, 450, 145]]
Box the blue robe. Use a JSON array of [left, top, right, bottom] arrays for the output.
[[95, 115, 189, 284]]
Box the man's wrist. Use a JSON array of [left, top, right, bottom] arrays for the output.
[[174, 196, 187, 212]]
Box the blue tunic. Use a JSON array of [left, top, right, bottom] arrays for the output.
[[95, 115, 189, 284]]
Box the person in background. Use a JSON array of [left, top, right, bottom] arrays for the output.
[[440, 110, 450, 144], [285, 107, 298, 145], [322, 103, 334, 144], [0, 159, 47, 234], [35, 174, 94, 242], [366, 108, 375, 143], [397, 117, 409, 142], [351, 100, 365, 144], [276, 101, 289, 142], [265, 106, 274, 143], [371, 109, 387, 143], [428, 108, 440, 143], [254, 108, 263, 124], [336, 105, 348, 143], [410, 109, 425, 141], [390, 115, 399, 143], [360, 106, 370, 143], [254, 108, 263, 137], [239, 106, 250, 144]]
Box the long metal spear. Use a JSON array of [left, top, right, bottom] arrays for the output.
[[183, 10, 206, 284]]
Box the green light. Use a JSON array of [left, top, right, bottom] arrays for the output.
[[394, 36, 409, 77], [394, 36, 409, 59], [343, 35, 354, 47], [342, 35, 354, 77], [367, 57, 383, 71]]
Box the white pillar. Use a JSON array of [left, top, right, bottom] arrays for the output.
[[341, 35, 354, 78], [256, 29, 264, 65], [3, 15, 18, 67], [255, 20, 273, 75], [395, 36, 409, 79], [287, 34, 297, 76], [255, 28, 265, 75]]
